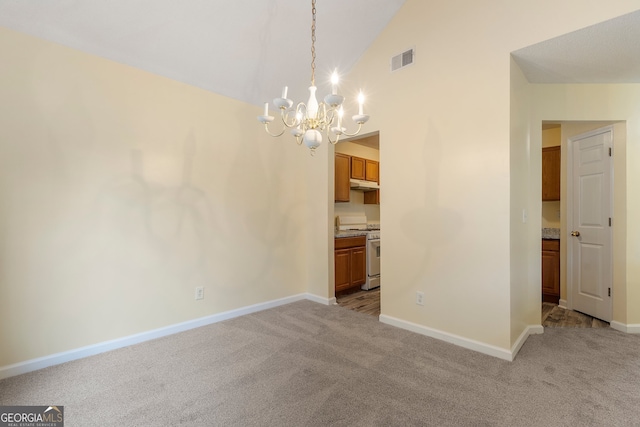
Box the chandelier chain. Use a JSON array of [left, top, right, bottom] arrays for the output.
[[311, 0, 316, 86]]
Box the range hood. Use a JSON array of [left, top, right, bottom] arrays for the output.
[[350, 179, 379, 191]]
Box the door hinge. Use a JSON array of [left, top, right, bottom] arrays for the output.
[[609, 147, 612, 156], [609, 217, 612, 227], [608, 288, 611, 297]]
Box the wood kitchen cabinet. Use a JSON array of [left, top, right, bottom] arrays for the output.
[[335, 236, 366, 293], [365, 160, 379, 182], [542, 239, 560, 304], [337, 153, 380, 205], [351, 157, 379, 182], [364, 189, 380, 205], [350, 156, 366, 180], [335, 153, 351, 203], [542, 146, 561, 201]]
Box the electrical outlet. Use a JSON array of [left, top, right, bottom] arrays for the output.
[[416, 291, 424, 306], [195, 286, 204, 300]]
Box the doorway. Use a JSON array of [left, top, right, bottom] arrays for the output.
[[541, 122, 618, 326], [332, 132, 381, 316]]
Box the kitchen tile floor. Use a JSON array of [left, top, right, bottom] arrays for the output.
[[336, 288, 380, 317], [542, 302, 609, 328]]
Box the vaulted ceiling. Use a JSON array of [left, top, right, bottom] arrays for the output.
[[0, 1, 638, 109], [0, 0, 407, 107]]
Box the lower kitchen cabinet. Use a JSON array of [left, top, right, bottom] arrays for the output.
[[542, 239, 560, 304], [335, 236, 366, 293]]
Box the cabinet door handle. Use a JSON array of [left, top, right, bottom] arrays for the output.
[[571, 231, 580, 237]]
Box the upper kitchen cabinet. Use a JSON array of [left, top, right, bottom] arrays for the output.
[[365, 159, 379, 183], [351, 156, 366, 180], [542, 146, 560, 201], [335, 153, 350, 203], [351, 156, 379, 182]]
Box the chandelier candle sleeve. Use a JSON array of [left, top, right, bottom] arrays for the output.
[[282, 86, 288, 99], [264, 102, 269, 116], [358, 92, 364, 115]]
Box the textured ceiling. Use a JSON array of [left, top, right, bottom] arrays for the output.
[[0, 0, 407, 107], [512, 10, 640, 83], [0, 1, 638, 109]]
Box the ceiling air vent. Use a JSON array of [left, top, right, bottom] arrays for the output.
[[391, 48, 414, 72]]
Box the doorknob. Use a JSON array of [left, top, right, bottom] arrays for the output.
[[571, 231, 581, 237]]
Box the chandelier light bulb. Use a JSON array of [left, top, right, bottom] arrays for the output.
[[357, 92, 365, 115], [331, 70, 339, 95]]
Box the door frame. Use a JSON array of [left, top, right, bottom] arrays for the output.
[[565, 125, 614, 318]]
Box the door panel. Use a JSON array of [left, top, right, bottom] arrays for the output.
[[569, 127, 612, 321]]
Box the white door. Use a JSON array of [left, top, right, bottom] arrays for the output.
[[568, 127, 612, 322]]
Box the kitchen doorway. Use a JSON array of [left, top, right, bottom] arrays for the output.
[[332, 131, 381, 316]]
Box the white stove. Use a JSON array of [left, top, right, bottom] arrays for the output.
[[337, 216, 380, 290]]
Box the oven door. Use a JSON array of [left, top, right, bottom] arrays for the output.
[[367, 238, 380, 276]]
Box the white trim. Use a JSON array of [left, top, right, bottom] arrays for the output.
[[558, 299, 568, 309], [379, 314, 531, 361], [511, 325, 544, 358], [610, 321, 640, 334], [0, 293, 328, 380], [305, 293, 336, 306]]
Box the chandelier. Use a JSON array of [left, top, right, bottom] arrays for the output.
[[257, 0, 370, 155]]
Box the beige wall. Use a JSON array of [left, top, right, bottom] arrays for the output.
[[531, 86, 639, 326], [344, 0, 640, 351], [0, 27, 312, 367], [542, 127, 561, 148]]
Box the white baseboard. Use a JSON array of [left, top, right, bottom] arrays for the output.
[[511, 325, 544, 359], [0, 293, 328, 380], [305, 293, 336, 306], [558, 299, 568, 309], [379, 314, 521, 361], [610, 321, 640, 334]]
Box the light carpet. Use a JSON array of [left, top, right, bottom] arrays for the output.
[[1, 300, 639, 426]]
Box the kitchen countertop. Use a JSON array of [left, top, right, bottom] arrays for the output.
[[542, 228, 560, 240], [335, 230, 369, 238]]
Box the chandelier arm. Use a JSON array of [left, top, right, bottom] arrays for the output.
[[338, 123, 364, 138], [280, 113, 300, 129], [263, 122, 287, 137], [326, 130, 340, 145]]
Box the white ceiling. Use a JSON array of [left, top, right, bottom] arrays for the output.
[[512, 10, 640, 84], [0, 0, 407, 107], [0, 1, 638, 108]]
